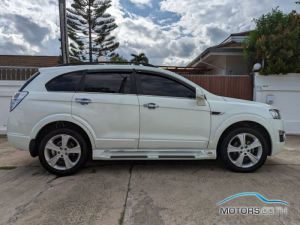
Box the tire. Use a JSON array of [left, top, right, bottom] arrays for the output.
[[38, 128, 89, 176], [219, 127, 268, 172]]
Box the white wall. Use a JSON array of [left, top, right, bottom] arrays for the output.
[[0, 81, 24, 134], [254, 73, 300, 134]]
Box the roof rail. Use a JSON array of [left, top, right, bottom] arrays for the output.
[[57, 61, 157, 68]]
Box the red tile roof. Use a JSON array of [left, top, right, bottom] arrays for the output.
[[0, 55, 60, 67]]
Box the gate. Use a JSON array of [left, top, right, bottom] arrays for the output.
[[184, 75, 253, 100]]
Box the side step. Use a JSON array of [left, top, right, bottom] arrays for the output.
[[93, 149, 216, 160]]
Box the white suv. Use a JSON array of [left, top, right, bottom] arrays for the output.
[[7, 64, 285, 175]]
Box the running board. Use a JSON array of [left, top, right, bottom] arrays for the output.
[[93, 149, 216, 160]]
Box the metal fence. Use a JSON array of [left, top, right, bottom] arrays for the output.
[[0, 67, 38, 80]]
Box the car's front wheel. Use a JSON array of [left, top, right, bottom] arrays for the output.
[[219, 127, 268, 172], [38, 128, 89, 176]]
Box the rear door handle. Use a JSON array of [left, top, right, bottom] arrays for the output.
[[75, 98, 92, 105], [143, 103, 159, 109]]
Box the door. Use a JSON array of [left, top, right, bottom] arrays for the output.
[[72, 70, 139, 149], [136, 72, 211, 149]]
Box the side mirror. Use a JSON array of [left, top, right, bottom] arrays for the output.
[[196, 88, 206, 106], [252, 63, 262, 72]]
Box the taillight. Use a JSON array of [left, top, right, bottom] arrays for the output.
[[10, 91, 28, 112]]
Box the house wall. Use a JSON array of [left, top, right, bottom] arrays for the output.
[[225, 55, 248, 75], [254, 73, 300, 134], [202, 55, 248, 75], [0, 81, 24, 134], [204, 55, 227, 75]]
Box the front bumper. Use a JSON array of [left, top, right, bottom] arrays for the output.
[[268, 118, 285, 156]]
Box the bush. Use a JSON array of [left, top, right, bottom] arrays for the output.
[[244, 8, 300, 75]]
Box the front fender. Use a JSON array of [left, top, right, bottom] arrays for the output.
[[30, 113, 96, 149], [208, 113, 273, 150]]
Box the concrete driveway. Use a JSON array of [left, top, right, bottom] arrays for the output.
[[0, 136, 300, 225]]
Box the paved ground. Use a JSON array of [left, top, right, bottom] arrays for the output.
[[0, 136, 300, 225]]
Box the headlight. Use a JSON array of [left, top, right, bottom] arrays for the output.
[[269, 109, 281, 119]]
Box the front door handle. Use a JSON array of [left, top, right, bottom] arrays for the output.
[[75, 98, 92, 105], [143, 103, 159, 109]]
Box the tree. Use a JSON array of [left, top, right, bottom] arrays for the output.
[[244, 8, 300, 75], [110, 53, 128, 63], [130, 53, 149, 64], [67, 0, 119, 62]]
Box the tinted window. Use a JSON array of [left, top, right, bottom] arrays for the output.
[[139, 74, 195, 98], [83, 73, 131, 94], [46, 72, 82, 92]]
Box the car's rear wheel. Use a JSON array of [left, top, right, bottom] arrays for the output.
[[38, 128, 88, 176], [219, 127, 268, 172]]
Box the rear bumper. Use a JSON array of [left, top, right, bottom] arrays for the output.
[[7, 133, 30, 151]]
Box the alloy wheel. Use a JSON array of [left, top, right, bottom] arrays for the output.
[[44, 134, 82, 170], [227, 133, 263, 168]]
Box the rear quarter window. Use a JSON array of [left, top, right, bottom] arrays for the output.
[[46, 72, 83, 92]]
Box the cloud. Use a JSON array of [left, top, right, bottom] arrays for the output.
[[0, 0, 297, 65], [3, 14, 49, 46], [206, 27, 228, 44], [128, 0, 152, 7], [0, 39, 28, 55], [0, 0, 60, 55]]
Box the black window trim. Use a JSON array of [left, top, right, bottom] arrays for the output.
[[78, 69, 137, 95], [45, 70, 85, 92], [134, 70, 196, 99], [20, 71, 40, 91]]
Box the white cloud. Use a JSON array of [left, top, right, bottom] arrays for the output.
[[0, 0, 297, 65], [128, 0, 152, 7], [0, 0, 60, 55], [159, 0, 297, 64]]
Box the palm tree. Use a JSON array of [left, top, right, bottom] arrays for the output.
[[130, 53, 149, 64]]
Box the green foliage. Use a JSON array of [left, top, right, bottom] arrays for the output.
[[110, 54, 128, 62], [130, 53, 149, 64], [243, 8, 300, 75], [67, 0, 119, 62]]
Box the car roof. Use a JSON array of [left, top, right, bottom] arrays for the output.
[[39, 64, 167, 75]]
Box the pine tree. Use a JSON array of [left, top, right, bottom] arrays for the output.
[[67, 0, 119, 62]]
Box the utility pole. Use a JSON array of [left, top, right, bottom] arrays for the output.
[[59, 0, 69, 64]]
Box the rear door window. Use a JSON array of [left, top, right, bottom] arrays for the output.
[[82, 72, 132, 94]]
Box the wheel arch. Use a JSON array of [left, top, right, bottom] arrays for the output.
[[216, 121, 272, 157], [29, 116, 95, 157]]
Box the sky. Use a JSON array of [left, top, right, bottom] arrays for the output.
[[0, 0, 298, 65]]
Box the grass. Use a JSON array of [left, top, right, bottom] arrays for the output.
[[118, 210, 125, 225], [0, 166, 17, 170]]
